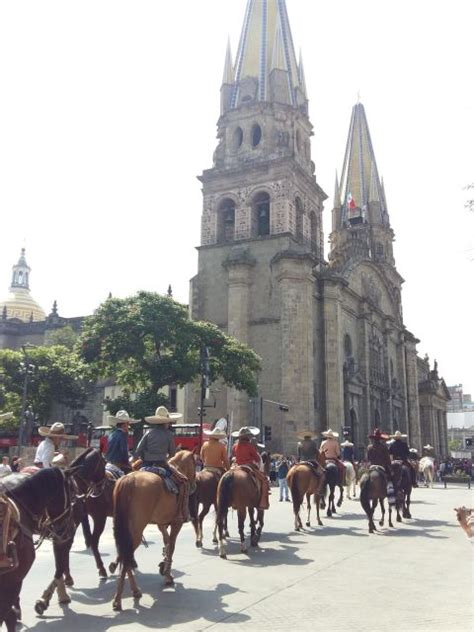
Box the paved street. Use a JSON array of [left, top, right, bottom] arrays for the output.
[[16, 482, 473, 632]]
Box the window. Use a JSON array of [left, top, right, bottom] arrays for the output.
[[251, 123, 262, 147], [295, 197, 304, 241], [217, 199, 236, 243], [254, 192, 270, 236], [344, 334, 353, 359], [233, 126, 243, 150]]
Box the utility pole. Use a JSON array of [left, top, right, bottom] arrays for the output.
[[198, 345, 210, 449]]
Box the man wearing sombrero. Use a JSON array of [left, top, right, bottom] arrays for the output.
[[296, 430, 319, 462], [320, 429, 345, 483], [201, 424, 230, 472], [232, 426, 269, 509], [367, 428, 392, 480], [105, 410, 140, 473], [34, 422, 78, 468], [389, 430, 418, 487]]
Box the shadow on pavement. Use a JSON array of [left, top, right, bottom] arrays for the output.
[[24, 582, 247, 631]]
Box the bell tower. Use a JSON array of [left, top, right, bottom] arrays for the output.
[[188, 0, 327, 446]]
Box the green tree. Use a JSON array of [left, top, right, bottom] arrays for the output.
[[0, 346, 91, 422], [46, 325, 78, 350], [448, 438, 462, 452], [79, 291, 261, 417]]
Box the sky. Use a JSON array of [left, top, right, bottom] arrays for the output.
[[0, 0, 473, 393]]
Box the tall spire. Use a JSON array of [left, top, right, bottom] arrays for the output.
[[229, 0, 303, 109], [298, 50, 307, 99], [222, 37, 234, 85], [334, 171, 341, 208], [10, 248, 30, 291], [339, 102, 388, 226]]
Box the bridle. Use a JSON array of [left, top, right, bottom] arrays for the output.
[[70, 453, 107, 500]]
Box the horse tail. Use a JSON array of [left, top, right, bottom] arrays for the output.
[[216, 472, 233, 525], [81, 513, 92, 548], [113, 476, 137, 570], [359, 474, 371, 517], [288, 469, 300, 514]]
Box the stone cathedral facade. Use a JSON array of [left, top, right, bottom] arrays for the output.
[[186, 0, 449, 456]]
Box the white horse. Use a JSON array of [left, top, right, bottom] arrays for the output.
[[419, 456, 435, 488], [343, 461, 357, 499]]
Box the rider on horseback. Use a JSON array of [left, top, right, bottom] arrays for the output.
[[135, 406, 190, 522], [105, 410, 139, 474], [320, 429, 345, 484], [201, 427, 230, 472], [34, 422, 78, 469], [231, 427, 270, 510], [297, 430, 319, 462], [389, 430, 418, 487], [367, 428, 392, 479]]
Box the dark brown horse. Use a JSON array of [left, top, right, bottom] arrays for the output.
[[191, 468, 228, 548], [0, 467, 78, 631], [287, 463, 326, 530], [216, 467, 264, 559], [391, 460, 413, 521], [359, 467, 394, 533], [321, 461, 344, 517], [111, 450, 196, 612]]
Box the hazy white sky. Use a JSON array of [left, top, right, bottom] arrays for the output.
[[0, 1, 472, 392]]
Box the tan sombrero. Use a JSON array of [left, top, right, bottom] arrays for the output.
[[296, 430, 317, 440], [231, 426, 260, 439], [38, 422, 78, 440], [145, 406, 182, 425], [107, 410, 140, 426], [203, 427, 227, 439], [391, 430, 407, 439], [322, 428, 339, 439], [341, 440, 354, 447], [0, 412, 14, 422]]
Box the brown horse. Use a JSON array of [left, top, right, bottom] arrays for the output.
[[359, 467, 394, 533], [0, 467, 78, 631], [111, 450, 196, 612], [287, 463, 326, 530], [192, 468, 229, 548], [216, 467, 264, 559], [391, 460, 413, 521]]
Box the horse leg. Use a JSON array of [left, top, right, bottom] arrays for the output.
[[217, 509, 228, 559], [306, 493, 311, 527], [315, 493, 323, 526], [249, 508, 258, 547], [62, 538, 75, 588], [337, 484, 343, 507], [238, 508, 247, 554], [35, 540, 72, 614], [127, 569, 142, 600], [191, 501, 200, 546], [109, 556, 120, 575], [327, 486, 333, 517], [90, 512, 108, 578], [405, 489, 412, 519], [112, 567, 127, 612], [256, 509, 264, 542], [0, 583, 21, 632], [197, 503, 210, 548], [159, 522, 181, 585]]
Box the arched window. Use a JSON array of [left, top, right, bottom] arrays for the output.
[[217, 199, 236, 243], [251, 123, 262, 147], [344, 334, 353, 359], [233, 127, 243, 150], [253, 192, 270, 236], [309, 211, 317, 252], [295, 196, 304, 241]]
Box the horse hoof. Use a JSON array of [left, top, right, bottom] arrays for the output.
[[109, 562, 117, 574], [64, 576, 74, 588], [378, 521, 383, 527], [133, 590, 142, 600], [99, 568, 108, 579], [34, 600, 46, 616], [195, 541, 202, 548], [219, 553, 227, 559], [58, 596, 71, 605], [212, 537, 218, 544], [241, 547, 248, 554], [397, 516, 402, 522], [305, 522, 311, 527], [164, 576, 174, 586], [158, 562, 165, 576], [112, 601, 122, 612]]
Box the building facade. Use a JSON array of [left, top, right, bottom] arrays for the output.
[[186, 0, 449, 457]]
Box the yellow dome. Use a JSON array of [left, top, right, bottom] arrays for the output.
[[0, 288, 46, 322]]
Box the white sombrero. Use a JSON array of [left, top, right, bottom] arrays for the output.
[[203, 427, 227, 439], [107, 410, 140, 426], [391, 430, 407, 439], [38, 422, 78, 440], [296, 430, 317, 440], [322, 428, 339, 439], [145, 406, 182, 425], [231, 426, 260, 439], [423, 444, 434, 450], [340, 440, 354, 447]]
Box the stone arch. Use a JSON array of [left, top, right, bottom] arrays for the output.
[[216, 198, 236, 243], [251, 191, 271, 237]]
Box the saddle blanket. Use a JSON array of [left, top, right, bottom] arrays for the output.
[[105, 463, 124, 480], [140, 466, 179, 495]]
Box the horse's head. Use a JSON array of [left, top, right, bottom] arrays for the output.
[[169, 450, 196, 485], [68, 448, 106, 495]]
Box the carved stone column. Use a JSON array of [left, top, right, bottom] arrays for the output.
[[321, 278, 345, 431], [404, 332, 421, 451]]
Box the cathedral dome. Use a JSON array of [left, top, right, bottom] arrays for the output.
[[0, 249, 46, 322]]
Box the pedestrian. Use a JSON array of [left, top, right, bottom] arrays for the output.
[[34, 422, 78, 468], [276, 456, 291, 501], [0, 456, 11, 476]]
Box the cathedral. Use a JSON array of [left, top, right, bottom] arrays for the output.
[[1, 0, 450, 458], [185, 0, 450, 456]]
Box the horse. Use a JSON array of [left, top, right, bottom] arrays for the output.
[[343, 461, 357, 499], [359, 467, 393, 533], [0, 467, 78, 631], [391, 460, 413, 521], [191, 468, 228, 548], [419, 456, 435, 487], [321, 461, 344, 517], [287, 462, 326, 530], [111, 450, 196, 612], [216, 466, 264, 559]]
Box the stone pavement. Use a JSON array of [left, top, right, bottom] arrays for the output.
[[16, 482, 473, 632]]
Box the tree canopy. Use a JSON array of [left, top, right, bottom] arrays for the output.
[[0, 346, 90, 424], [79, 291, 261, 416]]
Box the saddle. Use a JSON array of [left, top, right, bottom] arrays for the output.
[[140, 466, 179, 494], [234, 465, 261, 492], [0, 494, 20, 571], [300, 460, 324, 477], [105, 463, 125, 481]]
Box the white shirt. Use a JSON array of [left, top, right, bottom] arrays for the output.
[[34, 437, 55, 467], [0, 463, 12, 476]]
